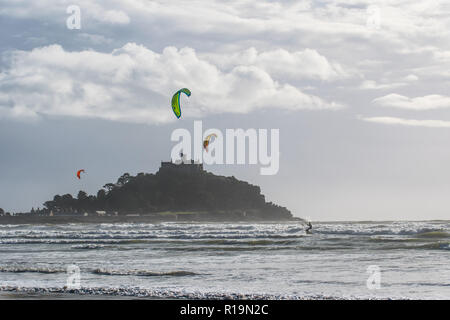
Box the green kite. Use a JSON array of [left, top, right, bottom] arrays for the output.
[[171, 88, 191, 119]]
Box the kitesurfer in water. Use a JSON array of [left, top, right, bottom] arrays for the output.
[[306, 222, 312, 234]]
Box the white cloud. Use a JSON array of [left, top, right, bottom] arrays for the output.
[[0, 0, 130, 25], [403, 74, 419, 82], [0, 44, 343, 124], [372, 94, 450, 110], [360, 116, 450, 128], [358, 74, 419, 90], [1, 0, 450, 122], [359, 80, 406, 90], [98, 9, 130, 24], [203, 47, 349, 81]]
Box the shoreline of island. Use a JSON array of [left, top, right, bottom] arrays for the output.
[[0, 210, 301, 225]]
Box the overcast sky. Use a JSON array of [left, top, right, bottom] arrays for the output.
[[1, 0, 450, 221]]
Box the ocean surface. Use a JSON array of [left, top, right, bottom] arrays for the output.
[[0, 221, 449, 299]]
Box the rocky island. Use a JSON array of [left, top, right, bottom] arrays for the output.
[[0, 159, 293, 224]]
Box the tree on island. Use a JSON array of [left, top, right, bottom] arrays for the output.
[[0, 208, 11, 216]]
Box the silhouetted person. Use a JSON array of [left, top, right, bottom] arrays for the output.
[[306, 222, 312, 233]]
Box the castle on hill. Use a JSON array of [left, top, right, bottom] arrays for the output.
[[159, 151, 203, 174]]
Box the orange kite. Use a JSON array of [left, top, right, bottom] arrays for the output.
[[76, 169, 85, 179]]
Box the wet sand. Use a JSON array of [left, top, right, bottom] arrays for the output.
[[0, 292, 121, 300], [0, 285, 350, 300]]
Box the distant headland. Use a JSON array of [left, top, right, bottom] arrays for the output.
[[0, 158, 294, 224]]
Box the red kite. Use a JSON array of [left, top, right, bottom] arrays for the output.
[[76, 169, 85, 179]]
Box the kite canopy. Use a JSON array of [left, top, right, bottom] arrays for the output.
[[203, 133, 217, 152], [171, 88, 191, 119], [77, 169, 85, 179]]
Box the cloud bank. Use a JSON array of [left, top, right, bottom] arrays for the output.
[[372, 94, 450, 110], [0, 44, 344, 124]]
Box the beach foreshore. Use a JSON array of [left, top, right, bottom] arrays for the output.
[[0, 291, 145, 300], [0, 286, 354, 300]]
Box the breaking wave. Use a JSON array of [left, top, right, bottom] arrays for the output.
[[92, 269, 198, 277], [0, 286, 382, 300], [0, 265, 199, 278], [0, 266, 64, 274]]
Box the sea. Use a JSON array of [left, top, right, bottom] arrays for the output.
[[0, 221, 449, 299]]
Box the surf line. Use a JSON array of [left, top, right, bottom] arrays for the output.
[[179, 304, 214, 318]]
